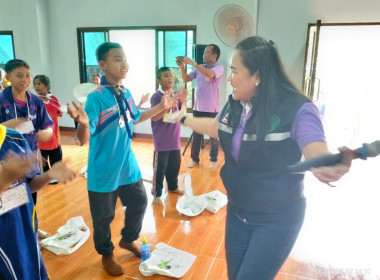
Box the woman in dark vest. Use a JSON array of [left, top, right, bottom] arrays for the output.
[[177, 36, 353, 279]]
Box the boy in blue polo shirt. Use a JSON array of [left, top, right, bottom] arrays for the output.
[[67, 42, 176, 276], [0, 124, 76, 280], [150, 67, 187, 205]]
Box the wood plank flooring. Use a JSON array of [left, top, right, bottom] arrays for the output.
[[37, 132, 380, 280]]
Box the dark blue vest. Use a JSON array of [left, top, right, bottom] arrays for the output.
[[218, 93, 310, 216]]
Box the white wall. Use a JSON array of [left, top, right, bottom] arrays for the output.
[[1, 0, 257, 134], [257, 0, 380, 88], [2, 0, 380, 133]]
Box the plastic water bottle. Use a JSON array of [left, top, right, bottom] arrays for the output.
[[141, 237, 150, 262]]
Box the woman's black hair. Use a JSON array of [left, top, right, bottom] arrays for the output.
[[33, 75, 51, 92], [235, 36, 301, 148]]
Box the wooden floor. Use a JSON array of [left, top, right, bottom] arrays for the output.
[[37, 132, 380, 280]]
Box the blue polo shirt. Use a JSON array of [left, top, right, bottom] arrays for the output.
[[85, 85, 142, 192], [0, 125, 47, 280], [0, 86, 54, 152]]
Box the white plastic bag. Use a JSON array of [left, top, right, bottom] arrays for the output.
[[40, 216, 90, 255], [176, 174, 227, 216], [203, 190, 228, 213], [139, 243, 196, 278], [176, 173, 207, 216]]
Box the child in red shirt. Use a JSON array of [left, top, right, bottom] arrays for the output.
[[34, 75, 63, 184]]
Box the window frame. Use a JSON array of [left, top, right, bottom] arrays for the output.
[[0, 31, 16, 68], [77, 25, 196, 110]]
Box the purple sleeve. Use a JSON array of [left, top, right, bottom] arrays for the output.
[[291, 102, 326, 151], [150, 92, 161, 107], [212, 64, 224, 79], [188, 68, 197, 80]]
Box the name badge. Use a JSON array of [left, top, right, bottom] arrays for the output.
[[0, 182, 30, 215], [126, 110, 133, 124], [119, 116, 125, 128], [15, 120, 35, 134]]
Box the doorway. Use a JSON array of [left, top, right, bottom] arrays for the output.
[[290, 23, 380, 278]]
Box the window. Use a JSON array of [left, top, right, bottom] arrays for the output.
[[77, 30, 107, 83], [157, 30, 194, 108], [77, 26, 196, 109], [0, 31, 15, 68]]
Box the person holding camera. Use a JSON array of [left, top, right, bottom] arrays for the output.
[[176, 44, 224, 168]]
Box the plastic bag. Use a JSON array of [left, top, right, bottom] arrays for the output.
[[176, 173, 207, 216], [40, 216, 90, 255], [176, 174, 227, 216], [203, 190, 228, 213], [139, 243, 196, 278]]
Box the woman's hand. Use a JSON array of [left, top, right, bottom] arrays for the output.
[[174, 105, 187, 123], [311, 146, 355, 185]]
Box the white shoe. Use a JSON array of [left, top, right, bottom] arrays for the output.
[[49, 179, 58, 184], [186, 161, 199, 168], [209, 162, 218, 168]]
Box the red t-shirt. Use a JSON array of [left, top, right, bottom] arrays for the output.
[[38, 94, 62, 150]]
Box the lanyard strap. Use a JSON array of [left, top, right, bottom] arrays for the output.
[[101, 78, 135, 139], [13, 96, 30, 120]]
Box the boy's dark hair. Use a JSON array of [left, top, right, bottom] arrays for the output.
[[156, 66, 171, 80], [96, 42, 122, 62], [4, 59, 30, 73], [33, 75, 51, 90], [93, 74, 101, 78], [207, 44, 221, 60]]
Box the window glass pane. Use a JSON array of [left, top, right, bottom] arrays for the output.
[[110, 30, 156, 108], [187, 31, 194, 59], [158, 31, 164, 68], [84, 32, 105, 82], [164, 31, 186, 67], [0, 34, 15, 68]]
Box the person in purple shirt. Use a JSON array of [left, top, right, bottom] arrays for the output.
[[150, 67, 187, 205], [177, 44, 224, 169], [177, 36, 354, 280]]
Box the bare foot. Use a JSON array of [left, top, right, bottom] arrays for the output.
[[152, 197, 162, 205], [119, 239, 141, 257], [102, 254, 124, 276], [169, 188, 185, 195]]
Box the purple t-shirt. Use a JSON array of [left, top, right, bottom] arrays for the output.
[[150, 89, 181, 152], [188, 62, 224, 113], [219, 102, 325, 162]]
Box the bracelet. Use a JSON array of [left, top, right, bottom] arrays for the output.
[[180, 116, 187, 124]]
